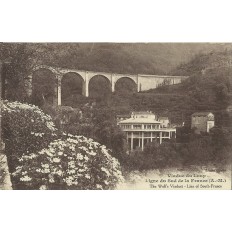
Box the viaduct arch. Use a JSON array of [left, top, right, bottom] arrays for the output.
[[61, 72, 84, 104], [26, 65, 188, 106], [114, 76, 137, 93], [31, 68, 58, 106]]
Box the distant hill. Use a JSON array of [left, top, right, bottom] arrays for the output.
[[171, 48, 232, 76], [31, 43, 232, 75]]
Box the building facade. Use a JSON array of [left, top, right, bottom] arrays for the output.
[[118, 112, 176, 151], [191, 112, 215, 134], [159, 117, 170, 128]]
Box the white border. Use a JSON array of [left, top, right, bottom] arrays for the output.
[[0, 0, 232, 42], [0, 191, 231, 232]]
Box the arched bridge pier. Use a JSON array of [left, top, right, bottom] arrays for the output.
[[25, 65, 188, 106]]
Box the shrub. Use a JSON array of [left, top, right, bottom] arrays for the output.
[[2, 101, 124, 190], [123, 141, 183, 171], [12, 134, 124, 190], [2, 101, 57, 188], [41, 104, 83, 130]]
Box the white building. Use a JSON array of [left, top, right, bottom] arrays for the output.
[[119, 112, 176, 151], [131, 111, 157, 120], [159, 117, 170, 128]]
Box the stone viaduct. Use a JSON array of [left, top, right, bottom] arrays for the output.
[[25, 65, 188, 106]]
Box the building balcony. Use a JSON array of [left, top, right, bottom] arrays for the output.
[[120, 128, 176, 132]]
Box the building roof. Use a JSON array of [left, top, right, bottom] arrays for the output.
[[226, 105, 232, 112], [119, 118, 161, 124], [132, 111, 154, 115], [191, 112, 213, 117]]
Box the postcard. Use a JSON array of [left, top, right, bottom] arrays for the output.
[[0, 43, 231, 190]]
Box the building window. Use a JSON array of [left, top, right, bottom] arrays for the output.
[[144, 125, 152, 129], [133, 132, 140, 137], [133, 124, 142, 129], [208, 115, 214, 121], [152, 132, 159, 137], [122, 124, 131, 129], [162, 132, 169, 137]]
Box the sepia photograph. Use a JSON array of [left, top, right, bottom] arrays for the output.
[[1, 1, 232, 232], [0, 43, 231, 190]]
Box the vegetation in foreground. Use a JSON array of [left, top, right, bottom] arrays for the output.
[[2, 101, 124, 190]]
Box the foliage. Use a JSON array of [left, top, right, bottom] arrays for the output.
[[2, 101, 124, 190], [41, 104, 83, 130], [12, 134, 124, 190], [123, 128, 232, 172], [0, 43, 38, 101], [123, 140, 183, 171], [1, 101, 57, 188], [42, 103, 128, 162], [91, 106, 127, 161], [172, 49, 232, 76], [157, 78, 172, 88], [31, 69, 57, 107]]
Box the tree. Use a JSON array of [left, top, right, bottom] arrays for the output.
[[91, 106, 127, 160], [215, 83, 229, 105], [0, 43, 38, 101]]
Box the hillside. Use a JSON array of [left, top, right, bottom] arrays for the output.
[[171, 48, 232, 76], [1, 43, 231, 75], [37, 43, 232, 75]]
